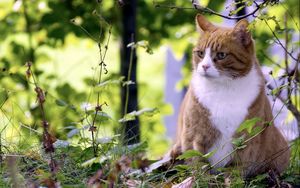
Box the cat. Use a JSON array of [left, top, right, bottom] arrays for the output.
[[163, 14, 290, 178]]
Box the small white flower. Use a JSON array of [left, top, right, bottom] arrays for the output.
[[80, 102, 93, 111]]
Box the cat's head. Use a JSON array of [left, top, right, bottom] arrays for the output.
[[193, 14, 255, 80]]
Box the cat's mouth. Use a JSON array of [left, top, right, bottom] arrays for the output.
[[200, 72, 218, 79]]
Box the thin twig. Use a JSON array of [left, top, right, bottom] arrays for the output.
[[261, 51, 284, 69], [263, 19, 298, 62], [267, 84, 300, 135], [124, 34, 135, 117]]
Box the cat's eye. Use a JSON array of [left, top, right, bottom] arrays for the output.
[[196, 50, 205, 58], [216, 52, 227, 60]]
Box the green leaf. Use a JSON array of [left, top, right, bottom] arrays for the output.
[[96, 77, 124, 88], [134, 108, 159, 116], [95, 111, 111, 118], [126, 40, 153, 54], [249, 126, 263, 137], [249, 173, 268, 184], [229, 5, 246, 16], [203, 149, 217, 159], [246, 1, 253, 6], [237, 118, 261, 134], [176, 150, 202, 160], [94, 111, 112, 122], [232, 135, 246, 147], [174, 164, 190, 172], [118, 108, 159, 122], [136, 40, 153, 54], [55, 99, 68, 106]]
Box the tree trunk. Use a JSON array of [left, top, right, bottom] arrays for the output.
[[120, 0, 140, 145]]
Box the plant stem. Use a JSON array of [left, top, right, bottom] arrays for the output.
[[26, 63, 57, 180], [23, 0, 35, 65], [124, 41, 135, 116], [89, 26, 112, 157]]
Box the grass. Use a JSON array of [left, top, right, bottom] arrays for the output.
[[0, 136, 299, 187]]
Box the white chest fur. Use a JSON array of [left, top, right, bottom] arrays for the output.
[[192, 66, 261, 167]]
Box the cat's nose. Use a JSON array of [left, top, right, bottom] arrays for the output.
[[202, 64, 210, 71]]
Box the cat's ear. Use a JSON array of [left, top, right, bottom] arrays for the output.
[[195, 14, 215, 32], [234, 19, 252, 47]]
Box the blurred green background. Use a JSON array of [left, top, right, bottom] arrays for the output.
[[0, 0, 299, 159]]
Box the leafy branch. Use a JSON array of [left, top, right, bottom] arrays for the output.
[[153, 0, 269, 20], [191, 0, 267, 20], [262, 13, 300, 135]]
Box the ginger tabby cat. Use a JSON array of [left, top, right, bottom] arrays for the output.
[[168, 14, 290, 178]]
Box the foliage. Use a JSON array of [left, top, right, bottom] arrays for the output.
[[0, 0, 299, 187]]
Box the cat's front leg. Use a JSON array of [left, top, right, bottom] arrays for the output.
[[170, 142, 182, 159]]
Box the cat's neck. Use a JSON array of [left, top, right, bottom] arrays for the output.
[[191, 63, 263, 111]]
